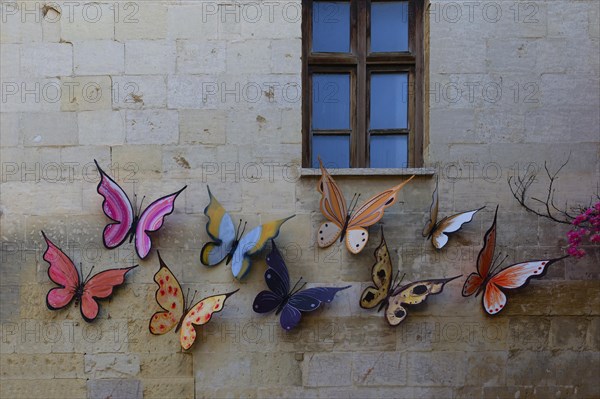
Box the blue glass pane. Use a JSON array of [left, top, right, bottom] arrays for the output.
[[312, 135, 350, 168], [370, 135, 408, 168], [370, 73, 408, 129], [313, 2, 350, 53], [312, 74, 350, 130], [371, 2, 409, 52]]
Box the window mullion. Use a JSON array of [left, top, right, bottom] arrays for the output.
[[353, 0, 368, 168]]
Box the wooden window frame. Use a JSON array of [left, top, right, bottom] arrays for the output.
[[302, 0, 425, 168]]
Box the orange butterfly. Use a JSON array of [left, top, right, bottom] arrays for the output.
[[317, 158, 415, 254], [149, 252, 237, 350], [462, 206, 567, 315]]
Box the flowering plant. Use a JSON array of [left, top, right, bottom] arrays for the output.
[[567, 202, 600, 258]]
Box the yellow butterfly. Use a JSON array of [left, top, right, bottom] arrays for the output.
[[360, 229, 461, 326]]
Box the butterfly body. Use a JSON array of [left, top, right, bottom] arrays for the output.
[[360, 230, 460, 326], [95, 160, 186, 259], [201, 186, 295, 279], [423, 176, 484, 249], [42, 231, 137, 323], [316, 158, 414, 254], [462, 206, 568, 315], [253, 241, 351, 330], [150, 252, 238, 349]]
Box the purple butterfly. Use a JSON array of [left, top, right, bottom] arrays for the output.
[[95, 160, 186, 259], [253, 240, 351, 330]]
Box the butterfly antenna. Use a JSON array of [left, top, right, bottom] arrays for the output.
[[350, 193, 362, 217], [235, 219, 243, 240], [83, 265, 95, 284], [490, 254, 510, 276], [138, 195, 146, 217], [289, 277, 303, 296], [239, 221, 248, 238], [189, 290, 198, 307]]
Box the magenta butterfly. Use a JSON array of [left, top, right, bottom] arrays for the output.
[[95, 160, 186, 259], [43, 231, 137, 322]]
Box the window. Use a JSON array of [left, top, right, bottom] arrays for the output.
[[302, 0, 425, 168]]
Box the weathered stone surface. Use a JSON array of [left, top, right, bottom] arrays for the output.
[[87, 378, 142, 399]]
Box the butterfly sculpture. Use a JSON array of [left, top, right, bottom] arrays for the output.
[[462, 206, 567, 315], [200, 186, 295, 280], [149, 251, 238, 350], [360, 230, 461, 326], [95, 160, 186, 259], [253, 241, 351, 330], [422, 176, 484, 249], [42, 231, 137, 322], [316, 158, 414, 254]]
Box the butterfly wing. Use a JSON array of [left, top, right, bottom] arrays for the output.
[[135, 186, 187, 259], [462, 206, 498, 297], [385, 276, 461, 326], [95, 160, 134, 249], [264, 241, 290, 297], [200, 186, 237, 266], [281, 286, 351, 331], [42, 232, 79, 311], [179, 290, 238, 350], [253, 291, 284, 314], [430, 207, 484, 249], [230, 216, 294, 280], [317, 159, 347, 247], [345, 175, 415, 254], [360, 232, 393, 309], [80, 265, 137, 322], [149, 252, 185, 335], [422, 176, 439, 237], [483, 257, 566, 315]]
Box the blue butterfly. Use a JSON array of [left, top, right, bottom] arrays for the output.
[[253, 240, 350, 330], [200, 186, 294, 280]]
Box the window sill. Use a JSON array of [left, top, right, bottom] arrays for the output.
[[300, 167, 436, 177]]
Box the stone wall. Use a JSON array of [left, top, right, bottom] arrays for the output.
[[1, 1, 598, 398]]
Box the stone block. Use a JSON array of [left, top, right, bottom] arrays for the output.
[[302, 352, 353, 387], [84, 354, 140, 378], [406, 351, 466, 386], [60, 76, 113, 112], [125, 40, 176, 75], [78, 110, 125, 146], [74, 40, 124, 75], [177, 40, 227, 74], [20, 43, 72, 77], [0, 44, 20, 78], [87, 379, 142, 399], [125, 110, 179, 144], [115, 2, 168, 40], [352, 352, 407, 386], [179, 109, 227, 145], [21, 111, 77, 146], [112, 75, 168, 110], [60, 3, 115, 40]]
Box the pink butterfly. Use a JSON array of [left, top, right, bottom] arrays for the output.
[[42, 232, 137, 322], [95, 160, 186, 259]]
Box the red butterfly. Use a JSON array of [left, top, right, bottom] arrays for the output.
[[42, 232, 137, 322], [462, 207, 567, 315]]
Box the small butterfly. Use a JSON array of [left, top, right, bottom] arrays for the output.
[[422, 175, 484, 249], [360, 229, 460, 326], [95, 160, 186, 259], [462, 206, 568, 315], [149, 251, 238, 350], [253, 240, 351, 330], [200, 186, 295, 280], [42, 231, 137, 322], [316, 158, 414, 254]]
